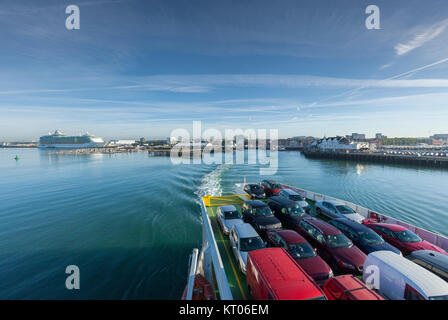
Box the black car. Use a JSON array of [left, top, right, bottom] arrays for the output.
[[328, 218, 402, 255], [406, 250, 448, 281], [243, 183, 266, 199], [241, 200, 282, 238], [267, 196, 307, 229]]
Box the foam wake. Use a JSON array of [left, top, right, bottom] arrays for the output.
[[195, 164, 229, 200]]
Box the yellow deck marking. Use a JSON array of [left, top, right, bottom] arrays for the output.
[[209, 206, 247, 300]]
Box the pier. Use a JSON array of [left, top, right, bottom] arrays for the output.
[[302, 150, 448, 168]]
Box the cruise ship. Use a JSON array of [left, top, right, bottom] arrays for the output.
[[38, 130, 105, 149]]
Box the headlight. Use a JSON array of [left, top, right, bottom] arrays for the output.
[[328, 269, 334, 278]]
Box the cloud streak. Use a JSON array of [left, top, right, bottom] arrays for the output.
[[2, 74, 448, 96], [395, 19, 448, 56]]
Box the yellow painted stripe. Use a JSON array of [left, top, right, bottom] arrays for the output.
[[209, 207, 247, 300]]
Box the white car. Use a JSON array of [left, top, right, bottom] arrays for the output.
[[217, 205, 243, 235], [278, 188, 310, 213], [229, 223, 266, 274], [315, 200, 364, 223]]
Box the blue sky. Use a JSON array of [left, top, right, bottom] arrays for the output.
[[1, 0, 448, 140]]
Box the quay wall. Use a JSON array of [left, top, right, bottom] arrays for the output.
[[302, 151, 448, 168]]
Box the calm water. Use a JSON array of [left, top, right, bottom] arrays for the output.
[[0, 149, 447, 299]]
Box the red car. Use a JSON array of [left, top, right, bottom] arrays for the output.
[[366, 223, 448, 256], [261, 179, 282, 197], [247, 248, 326, 300], [323, 275, 384, 300], [266, 230, 333, 286], [294, 217, 367, 275]]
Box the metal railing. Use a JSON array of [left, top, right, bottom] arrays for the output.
[[185, 248, 199, 300], [198, 199, 233, 300]]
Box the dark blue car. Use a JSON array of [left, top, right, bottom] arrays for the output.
[[328, 218, 402, 256]]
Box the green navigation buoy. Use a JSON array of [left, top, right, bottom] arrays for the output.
[[15, 155, 19, 161]]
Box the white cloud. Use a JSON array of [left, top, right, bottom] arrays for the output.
[[3, 74, 448, 97], [395, 19, 448, 56]]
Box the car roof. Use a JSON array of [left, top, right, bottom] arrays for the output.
[[281, 188, 299, 195], [219, 205, 237, 212], [262, 179, 279, 184], [275, 230, 306, 244], [408, 250, 448, 269], [372, 223, 408, 231], [330, 218, 369, 232], [304, 217, 341, 235], [246, 183, 260, 187], [248, 248, 324, 300], [366, 251, 448, 298], [323, 200, 345, 206], [233, 223, 259, 238], [330, 275, 383, 300], [268, 196, 297, 206], [245, 200, 268, 207]]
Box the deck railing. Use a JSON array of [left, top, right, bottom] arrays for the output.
[[198, 198, 233, 300]]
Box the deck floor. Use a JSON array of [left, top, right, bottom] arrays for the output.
[[206, 203, 249, 300]]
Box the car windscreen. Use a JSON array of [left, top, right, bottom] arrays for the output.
[[252, 206, 272, 217], [393, 230, 422, 242], [358, 230, 383, 245], [335, 205, 356, 214], [250, 185, 263, 192], [325, 233, 353, 249], [224, 210, 241, 219], [240, 237, 266, 251], [290, 194, 305, 201], [287, 205, 305, 216], [288, 242, 316, 259], [270, 183, 282, 189]]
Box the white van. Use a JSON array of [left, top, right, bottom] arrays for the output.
[[363, 250, 448, 300]]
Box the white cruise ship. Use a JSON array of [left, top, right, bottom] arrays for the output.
[[38, 130, 105, 149]]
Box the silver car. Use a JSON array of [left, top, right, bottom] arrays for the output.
[[217, 205, 243, 235], [229, 223, 266, 274], [315, 200, 364, 223], [278, 188, 310, 213]]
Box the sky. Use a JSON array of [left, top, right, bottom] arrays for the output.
[[1, 0, 448, 141]]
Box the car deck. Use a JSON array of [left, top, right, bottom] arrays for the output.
[[202, 194, 325, 300]]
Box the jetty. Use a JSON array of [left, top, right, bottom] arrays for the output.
[[302, 150, 448, 168]]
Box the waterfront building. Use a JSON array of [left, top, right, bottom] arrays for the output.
[[430, 134, 448, 141], [350, 133, 366, 141], [107, 139, 137, 146], [311, 136, 369, 151]]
